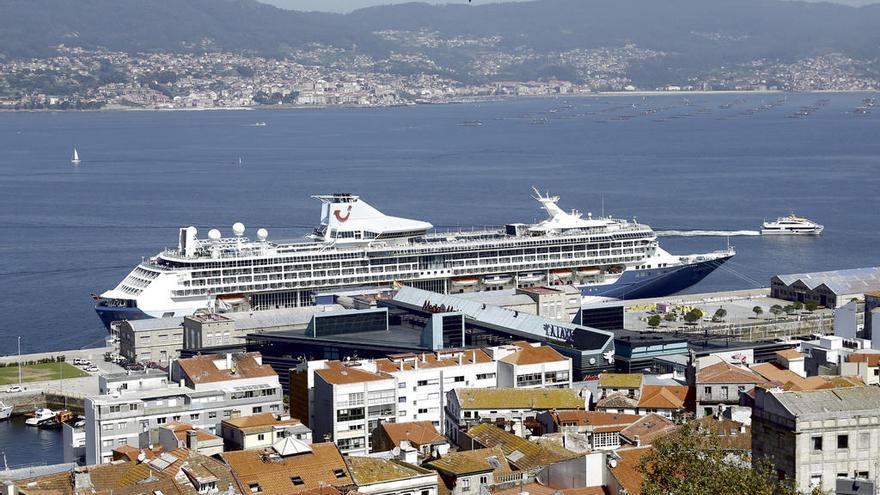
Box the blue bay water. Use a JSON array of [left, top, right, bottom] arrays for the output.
[[0, 93, 879, 356]]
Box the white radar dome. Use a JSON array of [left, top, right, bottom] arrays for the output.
[[186, 226, 198, 235], [208, 229, 222, 241], [257, 228, 268, 241], [232, 222, 246, 236]]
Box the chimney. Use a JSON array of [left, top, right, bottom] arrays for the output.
[[458, 354, 463, 365], [225, 353, 233, 370], [472, 350, 476, 362], [421, 353, 427, 363], [187, 429, 198, 453]]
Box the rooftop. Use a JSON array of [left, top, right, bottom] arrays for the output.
[[466, 423, 579, 470], [378, 421, 445, 448], [221, 413, 303, 433], [221, 442, 351, 495], [177, 352, 277, 384], [17, 449, 240, 495], [608, 446, 653, 495], [775, 349, 804, 361], [693, 417, 751, 451], [315, 362, 391, 385], [499, 345, 568, 366], [637, 385, 689, 410], [767, 386, 880, 420], [619, 413, 676, 446], [774, 266, 880, 295], [454, 387, 585, 410], [696, 361, 767, 385], [551, 411, 643, 432], [346, 457, 434, 485], [598, 373, 643, 389], [492, 482, 607, 495], [375, 349, 492, 373], [426, 447, 511, 476]]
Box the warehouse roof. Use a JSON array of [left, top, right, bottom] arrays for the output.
[[770, 386, 880, 420], [774, 266, 880, 296]]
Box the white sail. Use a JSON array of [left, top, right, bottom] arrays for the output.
[[71, 148, 80, 163]]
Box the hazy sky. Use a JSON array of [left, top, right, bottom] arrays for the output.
[[262, 0, 876, 13]]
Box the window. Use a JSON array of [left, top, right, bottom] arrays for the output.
[[291, 477, 304, 486], [462, 478, 471, 492], [118, 438, 128, 446], [249, 483, 262, 493], [103, 424, 114, 431], [857, 471, 869, 479], [102, 439, 113, 447], [720, 386, 729, 400], [257, 434, 265, 441], [109, 405, 122, 413], [399, 397, 407, 403], [129, 404, 138, 411], [838, 434, 849, 450], [253, 407, 262, 414], [860, 432, 871, 449], [421, 491, 430, 495], [337, 408, 365, 422], [812, 436, 822, 451], [333, 469, 346, 479], [208, 411, 217, 419], [417, 380, 428, 387], [476, 373, 495, 380], [398, 382, 407, 389], [157, 417, 167, 425], [190, 413, 200, 421], [704, 386, 712, 395], [479, 476, 488, 485], [418, 408, 428, 414], [453, 376, 464, 382]]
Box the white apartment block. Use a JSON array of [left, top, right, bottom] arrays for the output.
[[312, 363, 397, 455], [300, 344, 572, 453], [85, 353, 282, 465]]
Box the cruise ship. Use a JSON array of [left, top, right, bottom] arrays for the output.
[[761, 214, 824, 235], [95, 191, 735, 329]]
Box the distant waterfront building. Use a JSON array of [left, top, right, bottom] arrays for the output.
[[116, 317, 184, 364], [770, 266, 880, 308], [220, 412, 312, 451]]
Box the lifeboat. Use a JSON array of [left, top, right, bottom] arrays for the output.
[[576, 266, 601, 276], [451, 277, 479, 287], [550, 268, 573, 280], [217, 294, 247, 305], [517, 272, 545, 283], [483, 274, 513, 285], [606, 265, 625, 274]]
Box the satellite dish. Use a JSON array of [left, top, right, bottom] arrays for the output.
[[608, 458, 618, 468], [257, 228, 268, 241], [232, 222, 245, 236], [208, 229, 222, 241], [589, 357, 596, 365]]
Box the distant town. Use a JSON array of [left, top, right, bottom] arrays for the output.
[[1, 33, 878, 111]]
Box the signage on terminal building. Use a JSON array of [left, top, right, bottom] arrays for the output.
[[544, 323, 575, 342]]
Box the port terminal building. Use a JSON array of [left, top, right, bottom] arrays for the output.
[[245, 286, 615, 387]]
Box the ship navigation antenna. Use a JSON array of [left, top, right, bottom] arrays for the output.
[[601, 194, 605, 218]]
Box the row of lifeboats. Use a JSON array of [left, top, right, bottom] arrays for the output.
[[450, 266, 624, 286]]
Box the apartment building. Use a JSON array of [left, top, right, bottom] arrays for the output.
[[221, 441, 353, 495], [492, 343, 572, 389], [695, 360, 768, 418], [752, 386, 880, 494], [445, 388, 587, 445], [426, 447, 514, 495], [84, 353, 283, 464], [116, 317, 184, 364], [312, 362, 397, 455], [220, 412, 312, 451]]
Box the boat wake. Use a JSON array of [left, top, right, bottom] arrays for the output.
[[656, 230, 760, 237]]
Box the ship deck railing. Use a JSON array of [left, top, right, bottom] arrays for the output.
[[152, 222, 656, 264]]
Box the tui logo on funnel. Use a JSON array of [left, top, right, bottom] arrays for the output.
[[333, 205, 352, 222]]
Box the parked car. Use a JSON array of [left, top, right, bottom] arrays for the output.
[[125, 363, 145, 372], [5, 385, 24, 393], [84, 365, 99, 373]]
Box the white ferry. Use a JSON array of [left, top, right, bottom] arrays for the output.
[[761, 214, 824, 235], [95, 191, 734, 329]]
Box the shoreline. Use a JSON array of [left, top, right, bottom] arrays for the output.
[[1, 89, 876, 114]]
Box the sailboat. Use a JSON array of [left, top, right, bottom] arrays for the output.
[[71, 148, 81, 165]]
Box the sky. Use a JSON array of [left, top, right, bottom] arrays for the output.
[[261, 0, 876, 13]]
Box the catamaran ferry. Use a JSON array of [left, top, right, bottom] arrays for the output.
[[95, 191, 734, 329]]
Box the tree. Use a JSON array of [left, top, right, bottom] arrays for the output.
[[770, 304, 784, 318], [648, 314, 662, 328], [639, 422, 818, 495], [712, 308, 728, 322], [784, 304, 796, 315], [804, 300, 819, 312], [664, 312, 677, 323], [752, 306, 763, 319], [684, 308, 703, 325], [792, 301, 804, 311]]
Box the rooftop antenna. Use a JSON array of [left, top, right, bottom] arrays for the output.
[[601, 194, 605, 218]]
